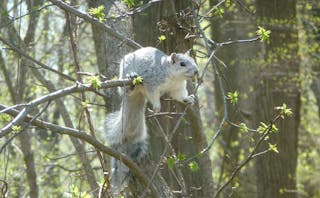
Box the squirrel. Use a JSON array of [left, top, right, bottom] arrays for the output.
[[105, 47, 199, 194]]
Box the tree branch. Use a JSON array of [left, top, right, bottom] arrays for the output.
[[214, 115, 282, 197], [0, 103, 159, 198], [0, 36, 76, 82], [0, 79, 132, 138], [48, 0, 142, 49]]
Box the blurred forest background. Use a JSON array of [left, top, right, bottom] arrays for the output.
[[0, 0, 319, 197]]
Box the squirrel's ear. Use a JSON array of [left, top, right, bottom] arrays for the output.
[[170, 53, 177, 64]]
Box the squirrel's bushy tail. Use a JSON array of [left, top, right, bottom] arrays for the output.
[[105, 89, 148, 194]]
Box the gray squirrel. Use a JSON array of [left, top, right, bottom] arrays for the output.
[[105, 47, 199, 194]]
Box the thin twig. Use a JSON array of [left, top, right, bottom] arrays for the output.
[[0, 3, 53, 29], [0, 101, 51, 154], [154, 117, 187, 196], [48, 0, 142, 49], [0, 36, 76, 82], [217, 37, 259, 47], [185, 1, 228, 164], [141, 106, 190, 197], [0, 78, 133, 138], [0, 103, 159, 198], [106, 0, 162, 19], [65, 9, 108, 177], [0, 179, 8, 198], [214, 115, 281, 197], [199, 0, 226, 23]]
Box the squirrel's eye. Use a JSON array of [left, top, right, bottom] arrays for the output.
[[180, 62, 186, 67]]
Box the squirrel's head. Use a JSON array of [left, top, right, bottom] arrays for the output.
[[167, 50, 199, 79]]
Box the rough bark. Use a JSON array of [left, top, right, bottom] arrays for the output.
[[0, 0, 45, 197], [132, 0, 214, 197], [0, 1, 100, 195], [255, 1, 300, 197], [87, 0, 133, 112]]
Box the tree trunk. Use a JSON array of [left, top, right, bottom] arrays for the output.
[[210, 0, 259, 196], [88, 0, 133, 112], [0, 0, 45, 196], [132, 0, 214, 197], [255, 1, 300, 197], [0, 1, 100, 195]]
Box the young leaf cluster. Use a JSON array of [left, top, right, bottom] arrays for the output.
[[227, 90, 239, 106], [132, 76, 143, 85], [84, 75, 102, 90], [166, 154, 199, 172], [88, 5, 105, 22], [256, 26, 271, 42]]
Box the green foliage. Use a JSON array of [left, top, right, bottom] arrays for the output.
[[215, 7, 224, 17], [12, 125, 21, 132], [166, 156, 175, 170], [158, 35, 166, 42], [275, 103, 293, 118], [188, 161, 199, 172], [0, 0, 319, 197], [268, 143, 279, 153], [257, 122, 278, 134], [177, 153, 187, 161], [225, 0, 231, 8], [88, 5, 105, 22], [84, 75, 102, 90], [132, 76, 143, 85], [256, 26, 271, 42], [239, 123, 248, 133], [227, 90, 239, 106], [257, 122, 266, 133], [123, 0, 135, 8], [270, 124, 278, 133], [69, 185, 92, 198], [0, 114, 11, 122]]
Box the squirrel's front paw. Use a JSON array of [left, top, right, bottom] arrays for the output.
[[153, 104, 161, 113], [183, 95, 195, 105], [126, 72, 139, 80]]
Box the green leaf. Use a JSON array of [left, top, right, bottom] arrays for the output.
[[12, 125, 21, 132], [167, 157, 175, 170], [123, 0, 135, 8], [257, 122, 268, 133], [268, 143, 279, 153], [88, 5, 105, 22], [225, 0, 231, 7], [133, 76, 143, 85], [227, 90, 239, 106], [239, 122, 248, 133], [256, 26, 271, 42], [257, 122, 278, 134], [270, 124, 278, 133], [275, 103, 293, 118], [177, 153, 186, 161], [188, 161, 199, 172], [85, 76, 102, 90], [0, 114, 11, 122], [215, 7, 224, 17], [158, 35, 166, 42]]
